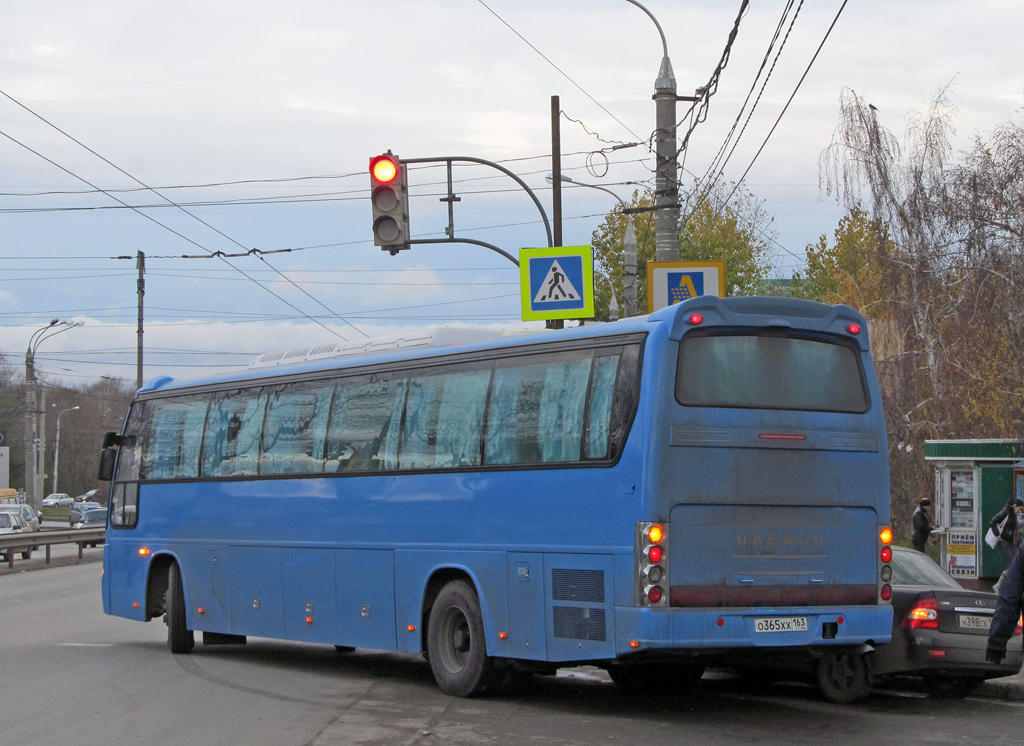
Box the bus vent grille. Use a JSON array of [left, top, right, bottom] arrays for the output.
[[552, 606, 606, 641], [551, 569, 605, 603]]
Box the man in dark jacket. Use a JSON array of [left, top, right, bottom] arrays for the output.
[[986, 547, 1024, 664], [990, 498, 1023, 593], [911, 498, 934, 553]]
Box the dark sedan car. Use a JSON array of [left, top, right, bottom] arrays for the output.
[[870, 546, 1023, 697]]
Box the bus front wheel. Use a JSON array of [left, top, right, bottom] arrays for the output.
[[165, 562, 195, 654], [427, 580, 494, 697], [816, 649, 870, 704]]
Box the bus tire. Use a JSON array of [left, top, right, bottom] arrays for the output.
[[427, 580, 494, 697], [816, 650, 870, 704], [166, 562, 195, 654]]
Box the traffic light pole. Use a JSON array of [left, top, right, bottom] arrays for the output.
[[402, 155, 553, 267]]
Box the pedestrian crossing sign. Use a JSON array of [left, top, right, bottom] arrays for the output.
[[647, 261, 726, 313], [519, 245, 594, 321]]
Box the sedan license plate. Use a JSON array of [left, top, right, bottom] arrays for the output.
[[958, 614, 991, 630], [754, 616, 808, 633]]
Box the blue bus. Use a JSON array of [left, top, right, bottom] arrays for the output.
[[100, 296, 893, 703]]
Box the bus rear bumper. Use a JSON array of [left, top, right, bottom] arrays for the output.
[[614, 605, 893, 655]]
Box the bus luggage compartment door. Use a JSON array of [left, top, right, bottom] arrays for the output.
[[668, 505, 878, 608]]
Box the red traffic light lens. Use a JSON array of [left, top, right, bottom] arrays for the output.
[[372, 157, 398, 184]]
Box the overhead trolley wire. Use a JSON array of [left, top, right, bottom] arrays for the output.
[[475, 0, 647, 146], [0, 87, 368, 340]]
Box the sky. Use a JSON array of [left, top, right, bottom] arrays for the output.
[[0, 0, 1021, 387]]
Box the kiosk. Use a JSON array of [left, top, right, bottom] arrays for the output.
[[925, 440, 1024, 580]]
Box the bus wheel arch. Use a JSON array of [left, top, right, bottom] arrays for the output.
[[424, 574, 495, 697], [145, 554, 175, 621]]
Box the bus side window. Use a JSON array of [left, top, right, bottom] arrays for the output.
[[110, 482, 138, 528], [326, 378, 407, 472], [143, 396, 208, 479], [584, 354, 620, 459], [399, 367, 490, 470], [485, 352, 592, 465], [260, 382, 332, 475], [202, 388, 267, 477]]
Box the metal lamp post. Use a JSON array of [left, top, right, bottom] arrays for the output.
[[546, 174, 639, 318], [24, 320, 83, 512], [53, 405, 80, 496], [624, 0, 680, 262]]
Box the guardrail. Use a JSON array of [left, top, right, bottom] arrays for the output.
[[0, 528, 106, 568]]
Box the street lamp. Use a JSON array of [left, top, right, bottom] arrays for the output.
[[546, 174, 639, 318], [24, 319, 84, 512], [53, 405, 80, 496], [624, 0, 680, 263]]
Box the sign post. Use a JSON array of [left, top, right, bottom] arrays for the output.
[[519, 246, 594, 323]]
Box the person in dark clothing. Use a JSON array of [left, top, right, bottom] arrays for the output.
[[990, 499, 1024, 593], [991, 499, 1023, 565], [986, 545, 1024, 664], [911, 497, 934, 553]]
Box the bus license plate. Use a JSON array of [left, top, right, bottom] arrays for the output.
[[754, 617, 808, 633], [958, 614, 991, 630]]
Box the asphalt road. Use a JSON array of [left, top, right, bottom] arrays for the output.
[[4, 561, 1024, 746]]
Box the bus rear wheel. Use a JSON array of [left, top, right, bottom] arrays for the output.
[[816, 649, 870, 704], [165, 562, 195, 654], [427, 580, 494, 697]]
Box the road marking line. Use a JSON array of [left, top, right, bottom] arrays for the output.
[[60, 643, 115, 647]]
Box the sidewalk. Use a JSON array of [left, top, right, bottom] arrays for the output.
[[977, 668, 1024, 701]]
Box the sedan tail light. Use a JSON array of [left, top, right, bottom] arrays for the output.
[[1015, 615, 1022, 637], [903, 595, 940, 630]]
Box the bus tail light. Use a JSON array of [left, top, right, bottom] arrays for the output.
[[636, 522, 669, 607], [878, 525, 892, 603]]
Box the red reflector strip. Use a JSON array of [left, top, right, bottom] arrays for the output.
[[670, 584, 878, 607], [759, 433, 807, 441]]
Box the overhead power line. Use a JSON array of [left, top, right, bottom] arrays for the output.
[[475, 0, 647, 146], [0, 87, 368, 340]]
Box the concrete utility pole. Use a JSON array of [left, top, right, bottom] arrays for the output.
[[626, 0, 680, 262], [137, 251, 145, 390]]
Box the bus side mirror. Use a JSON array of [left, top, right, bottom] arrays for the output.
[[102, 431, 121, 449], [97, 448, 116, 482]]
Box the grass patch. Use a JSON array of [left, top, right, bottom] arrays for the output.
[[41, 506, 70, 521]]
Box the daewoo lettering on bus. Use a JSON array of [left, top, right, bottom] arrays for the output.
[[99, 296, 892, 704]]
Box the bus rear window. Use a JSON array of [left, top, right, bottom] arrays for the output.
[[675, 332, 868, 413]]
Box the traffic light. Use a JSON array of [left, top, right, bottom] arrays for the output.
[[369, 152, 410, 254]]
